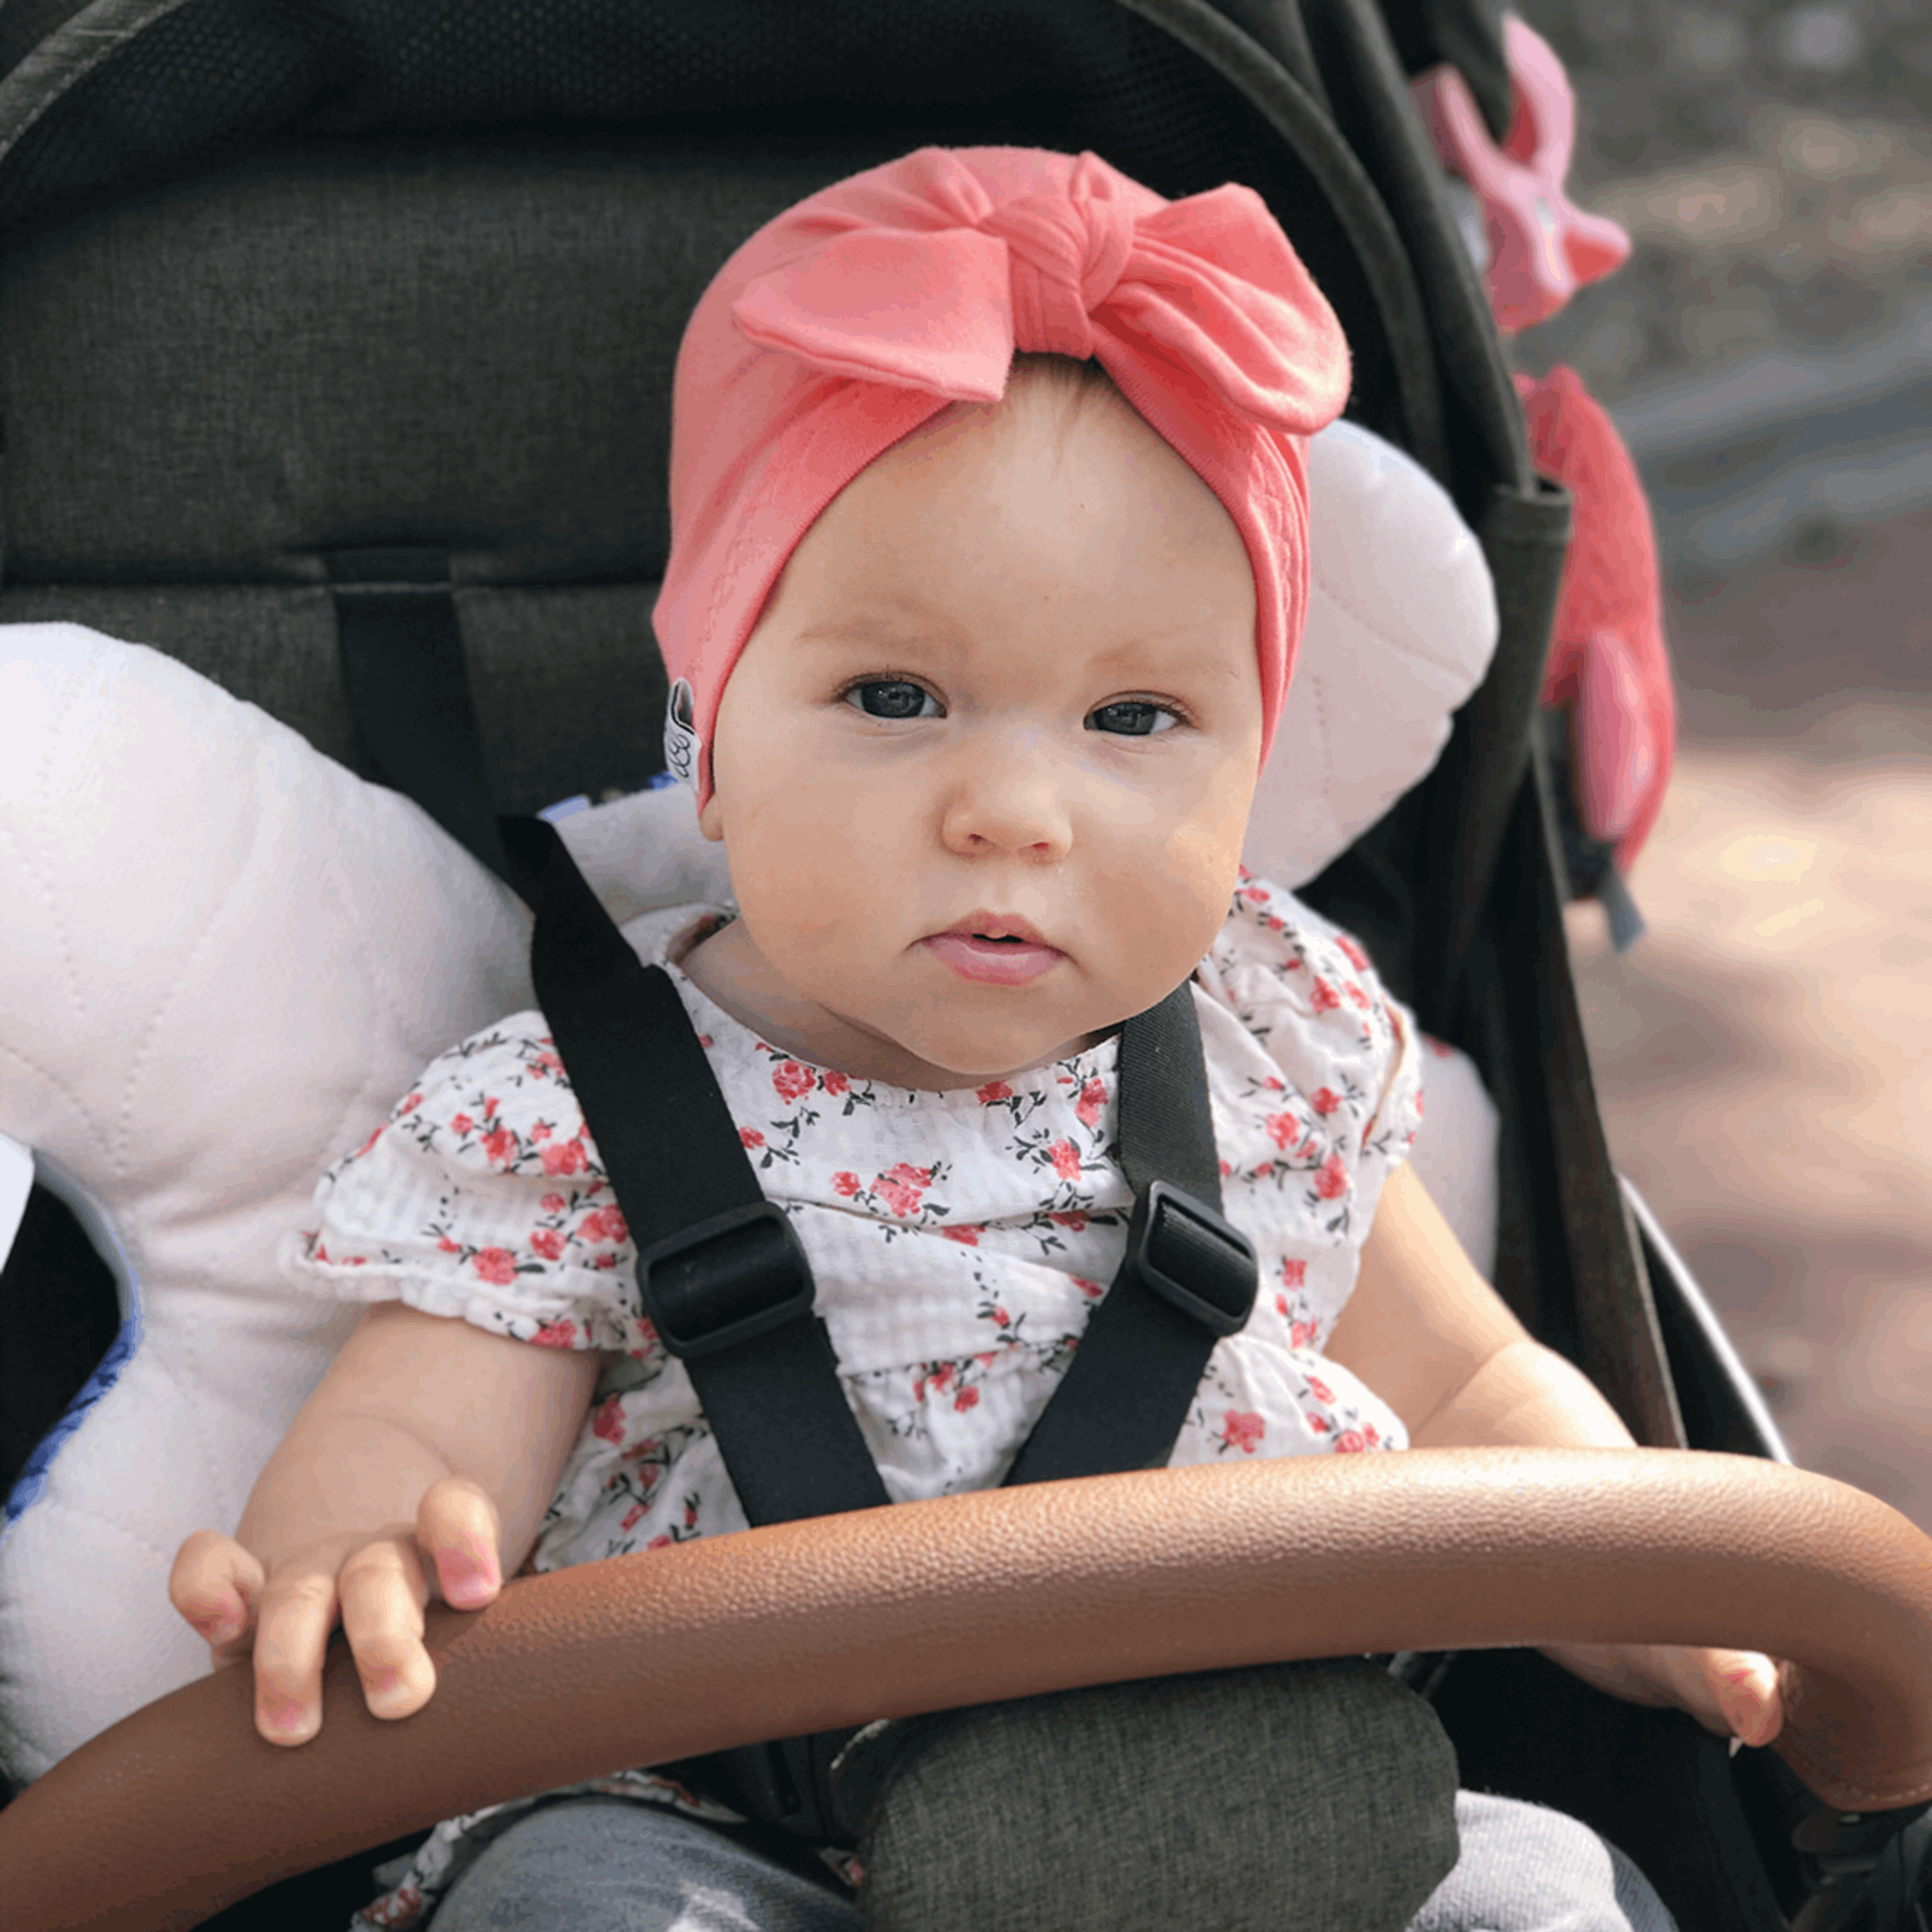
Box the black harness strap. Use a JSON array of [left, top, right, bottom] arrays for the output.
[[333, 581, 1258, 1840]]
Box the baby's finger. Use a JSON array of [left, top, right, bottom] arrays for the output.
[[168, 1529, 266, 1658], [338, 1536, 437, 1721], [1704, 1648, 1784, 1748], [418, 1475, 505, 1611], [249, 1560, 343, 1747]]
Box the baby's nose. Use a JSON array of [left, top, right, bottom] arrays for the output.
[[938, 730, 1074, 858]]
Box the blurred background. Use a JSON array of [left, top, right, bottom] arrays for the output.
[[1508, 2, 1929, 1526]]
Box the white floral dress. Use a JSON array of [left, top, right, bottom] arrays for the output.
[[281, 867, 1425, 1928]]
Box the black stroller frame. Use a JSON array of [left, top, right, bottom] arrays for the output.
[[0, 2, 1924, 1927]]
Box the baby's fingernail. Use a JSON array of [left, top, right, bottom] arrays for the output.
[[442, 1547, 497, 1606], [261, 1699, 308, 1737], [1730, 1736, 1744, 1758]]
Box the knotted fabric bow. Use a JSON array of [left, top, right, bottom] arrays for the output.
[[653, 147, 1350, 807]]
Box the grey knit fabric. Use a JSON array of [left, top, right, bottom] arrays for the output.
[[835, 1660, 1461, 1932]]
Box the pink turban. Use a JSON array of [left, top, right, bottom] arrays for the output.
[[653, 146, 1351, 808]]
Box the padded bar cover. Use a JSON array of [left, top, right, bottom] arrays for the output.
[[6, 1447, 1932, 1930]]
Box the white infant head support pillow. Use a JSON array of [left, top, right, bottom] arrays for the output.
[[0, 418, 1499, 1786]]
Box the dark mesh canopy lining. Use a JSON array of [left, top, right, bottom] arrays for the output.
[[0, 0, 1420, 465]]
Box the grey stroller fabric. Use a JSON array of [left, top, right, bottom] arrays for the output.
[[832, 1660, 1461, 1932]]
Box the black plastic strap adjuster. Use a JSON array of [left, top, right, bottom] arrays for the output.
[[638, 1201, 815, 1359], [1128, 1180, 1258, 1338]]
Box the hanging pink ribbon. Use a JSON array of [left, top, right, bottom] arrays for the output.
[[655, 147, 1351, 807]]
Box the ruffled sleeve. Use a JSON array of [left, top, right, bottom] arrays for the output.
[[1196, 867, 1424, 1250], [277, 1012, 649, 1357]]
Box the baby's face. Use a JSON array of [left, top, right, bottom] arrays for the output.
[[694, 374, 1262, 1089]]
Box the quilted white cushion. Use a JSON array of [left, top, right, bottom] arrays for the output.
[[0, 419, 1497, 1786], [1242, 419, 1498, 889]]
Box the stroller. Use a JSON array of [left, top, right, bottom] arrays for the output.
[[0, 2, 1929, 1927]]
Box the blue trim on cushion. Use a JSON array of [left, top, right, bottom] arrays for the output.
[[0, 1156, 145, 1548], [1, 1308, 142, 1536]]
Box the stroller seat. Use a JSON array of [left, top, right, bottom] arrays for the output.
[[1, 4, 1927, 1928]]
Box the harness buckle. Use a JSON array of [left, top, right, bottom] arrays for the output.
[[637, 1201, 815, 1358], [1128, 1180, 1258, 1338]]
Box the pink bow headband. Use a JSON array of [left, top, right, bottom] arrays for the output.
[[652, 147, 1352, 808]]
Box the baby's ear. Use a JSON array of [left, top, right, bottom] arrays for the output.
[[697, 782, 726, 843]]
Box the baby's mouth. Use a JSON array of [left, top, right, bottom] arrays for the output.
[[923, 920, 1064, 986]]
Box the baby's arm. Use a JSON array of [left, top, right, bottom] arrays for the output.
[[170, 1298, 600, 1746], [1326, 1163, 1786, 1750]]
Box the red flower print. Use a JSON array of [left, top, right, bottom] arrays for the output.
[[1424, 1034, 1454, 1060], [832, 1171, 862, 1198], [1337, 934, 1369, 972], [872, 1162, 933, 1216], [1049, 1138, 1081, 1181], [1223, 1410, 1266, 1454], [472, 1247, 517, 1286], [1335, 1430, 1368, 1453], [1073, 1276, 1105, 1299], [530, 1227, 565, 1262], [1310, 1088, 1341, 1117], [1315, 1152, 1348, 1201], [697, 1034, 713, 1049], [1363, 1423, 1381, 1447], [449, 1113, 473, 1136], [822, 1070, 850, 1097], [954, 1386, 980, 1413], [541, 1193, 566, 1213], [578, 1206, 628, 1245], [481, 1128, 516, 1165], [740, 1127, 765, 1149], [941, 1224, 982, 1246], [541, 1138, 588, 1177], [1047, 1211, 1088, 1232], [482, 1097, 498, 1118], [621, 1504, 645, 1532], [437, 1236, 461, 1254], [530, 1121, 553, 1143], [1345, 981, 1369, 1009], [1306, 1374, 1335, 1403], [357, 1124, 384, 1158], [1265, 1111, 1298, 1150], [1075, 1077, 1107, 1128], [1311, 977, 1341, 1013], [988, 1305, 1010, 1328], [532, 1320, 578, 1348], [593, 1396, 624, 1443], [531, 1050, 564, 1080], [1281, 1259, 1306, 1287], [772, 1060, 815, 1104], [1275, 1291, 1290, 1316], [1416, 1090, 1428, 1117], [1308, 1414, 1330, 1433], [401, 1093, 424, 1115], [1219, 1159, 1233, 1178], [1291, 1319, 1318, 1349], [1241, 883, 1268, 903], [930, 1362, 955, 1390], [646, 1534, 672, 1550], [976, 1080, 1013, 1105]]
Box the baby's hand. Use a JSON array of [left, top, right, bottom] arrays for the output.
[[1539, 1639, 1786, 1751], [168, 1475, 507, 1747]]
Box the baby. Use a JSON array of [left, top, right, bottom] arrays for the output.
[[170, 148, 1784, 1930]]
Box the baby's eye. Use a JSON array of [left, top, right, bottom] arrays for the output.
[[1087, 700, 1183, 736], [844, 679, 941, 720]]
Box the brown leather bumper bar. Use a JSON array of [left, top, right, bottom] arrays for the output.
[[7, 1448, 1932, 1930]]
